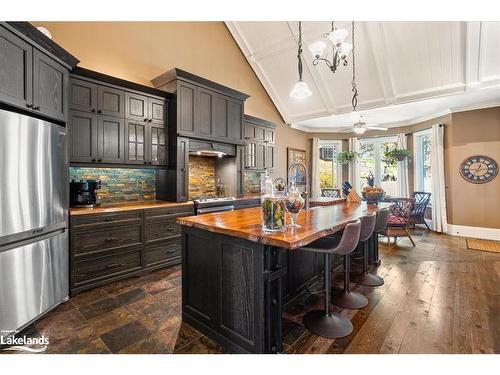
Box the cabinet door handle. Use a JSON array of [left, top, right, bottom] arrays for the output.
[[104, 237, 117, 242], [92, 158, 96, 162], [144, 161, 148, 165], [98, 159, 102, 163], [167, 249, 177, 254], [91, 108, 96, 113], [34, 106, 41, 110], [105, 263, 121, 269], [143, 118, 148, 122], [26, 103, 33, 109], [148, 119, 152, 123], [103, 217, 114, 222], [97, 109, 102, 114]]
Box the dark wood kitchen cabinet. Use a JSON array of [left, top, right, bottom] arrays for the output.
[[152, 68, 248, 145], [125, 92, 167, 124], [68, 110, 97, 163], [243, 114, 276, 171], [97, 85, 124, 118], [97, 115, 125, 164], [0, 23, 78, 122], [125, 119, 167, 166], [68, 68, 171, 167], [0, 27, 33, 110], [69, 203, 194, 295]]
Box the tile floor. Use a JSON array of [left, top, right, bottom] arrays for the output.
[[3, 227, 499, 354]]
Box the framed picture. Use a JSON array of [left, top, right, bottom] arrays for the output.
[[287, 147, 307, 188]]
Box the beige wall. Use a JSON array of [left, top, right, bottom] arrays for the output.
[[32, 21, 309, 179], [447, 107, 500, 229]]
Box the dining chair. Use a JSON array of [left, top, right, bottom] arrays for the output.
[[409, 192, 431, 230], [379, 198, 416, 247]]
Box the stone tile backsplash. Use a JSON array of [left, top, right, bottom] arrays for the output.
[[69, 167, 156, 203], [244, 171, 263, 195], [188, 156, 216, 200]]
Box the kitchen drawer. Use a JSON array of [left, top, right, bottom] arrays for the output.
[[144, 238, 181, 267], [144, 205, 194, 219], [145, 218, 180, 243], [73, 224, 142, 256], [74, 247, 141, 285], [71, 211, 143, 231]]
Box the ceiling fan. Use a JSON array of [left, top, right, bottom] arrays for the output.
[[351, 113, 388, 134]]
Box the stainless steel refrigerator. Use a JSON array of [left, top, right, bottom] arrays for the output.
[[0, 108, 69, 337]]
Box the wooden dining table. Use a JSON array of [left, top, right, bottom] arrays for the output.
[[177, 201, 391, 353]]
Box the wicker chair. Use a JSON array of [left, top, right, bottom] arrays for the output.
[[379, 198, 416, 247], [409, 192, 431, 230]]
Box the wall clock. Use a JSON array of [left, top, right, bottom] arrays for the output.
[[459, 155, 498, 184]]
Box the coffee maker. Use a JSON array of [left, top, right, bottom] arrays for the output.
[[70, 180, 102, 208]]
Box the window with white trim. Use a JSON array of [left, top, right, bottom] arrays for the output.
[[318, 140, 342, 196], [358, 136, 399, 196], [414, 129, 432, 193]]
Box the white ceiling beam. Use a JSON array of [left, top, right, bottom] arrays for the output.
[[363, 22, 397, 105], [225, 21, 292, 123], [465, 21, 482, 90]]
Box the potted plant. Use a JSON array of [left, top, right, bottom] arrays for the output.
[[336, 151, 359, 165], [383, 148, 411, 166]]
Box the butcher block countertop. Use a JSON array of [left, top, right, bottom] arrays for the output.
[[70, 200, 194, 216], [177, 201, 392, 250], [310, 197, 345, 206]]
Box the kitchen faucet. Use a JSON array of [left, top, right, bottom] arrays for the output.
[[287, 161, 310, 211]]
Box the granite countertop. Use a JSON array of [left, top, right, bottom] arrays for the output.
[[70, 200, 194, 216]]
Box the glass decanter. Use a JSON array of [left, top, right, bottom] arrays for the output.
[[285, 181, 305, 228], [261, 172, 286, 233]]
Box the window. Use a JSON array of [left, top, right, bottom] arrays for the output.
[[358, 136, 398, 196], [319, 140, 342, 196], [414, 129, 432, 193]]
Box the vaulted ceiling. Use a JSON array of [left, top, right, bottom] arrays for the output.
[[226, 21, 500, 132]]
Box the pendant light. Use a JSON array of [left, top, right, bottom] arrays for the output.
[[348, 22, 365, 135], [290, 21, 312, 99]]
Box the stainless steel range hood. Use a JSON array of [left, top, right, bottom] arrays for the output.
[[189, 139, 236, 157]]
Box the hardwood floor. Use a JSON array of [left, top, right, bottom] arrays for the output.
[[285, 228, 500, 354], [3, 227, 499, 354]]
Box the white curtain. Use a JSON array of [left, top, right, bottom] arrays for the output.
[[396, 133, 410, 197], [430, 124, 448, 232], [348, 137, 360, 193], [311, 138, 321, 198]]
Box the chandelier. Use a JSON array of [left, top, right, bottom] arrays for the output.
[[309, 22, 353, 74], [290, 21, 353, 99]]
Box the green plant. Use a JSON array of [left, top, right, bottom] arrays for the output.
[[336, 151, 359, 165], [383, 148, 411, 166]]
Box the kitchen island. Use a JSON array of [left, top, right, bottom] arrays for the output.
[[177, 202, 391, 353]]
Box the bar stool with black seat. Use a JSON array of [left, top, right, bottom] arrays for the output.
[[352, 213, 384, 287], [371, 208, 391, 266], [300, 220, 361, 339]]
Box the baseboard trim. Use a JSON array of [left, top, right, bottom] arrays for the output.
[[447, 224, 500, 241]]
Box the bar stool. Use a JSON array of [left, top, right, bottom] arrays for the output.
[[352, 213, 384, 287], [300, 220, 361, 339], [331, 236, 369, 309], [371, 208, 390, 265]]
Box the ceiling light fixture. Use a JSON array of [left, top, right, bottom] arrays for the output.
[[290, 21, 312, 99], [309, 21, 352, 74]]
